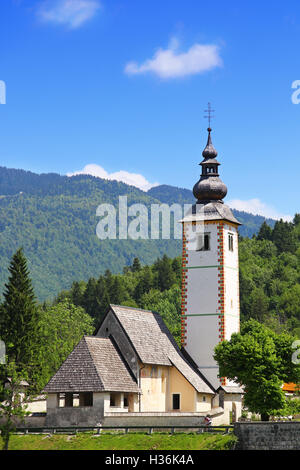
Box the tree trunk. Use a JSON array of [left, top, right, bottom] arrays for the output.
[[3, 435, 9, 451], [1, 430, 10, 451]]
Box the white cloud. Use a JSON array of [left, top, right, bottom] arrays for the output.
[[37, 0, 100, 29], [227, 198, 293, 222], [124, 38, 222, 79], [67, 164, 159, 191]]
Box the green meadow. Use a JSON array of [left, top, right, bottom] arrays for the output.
[[1, 431, 237, 451]]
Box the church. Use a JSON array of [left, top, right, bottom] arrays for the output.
[[43, 124, 244, 427]]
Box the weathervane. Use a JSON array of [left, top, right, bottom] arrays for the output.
[[204, 102, 215, 128]]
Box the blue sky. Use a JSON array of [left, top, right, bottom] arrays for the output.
[[0, 0, 300, 220]]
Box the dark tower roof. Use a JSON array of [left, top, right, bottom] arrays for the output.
[[179, 123, 241, 226], [201, 127, 218, 159], [193, 127, 227, 203]]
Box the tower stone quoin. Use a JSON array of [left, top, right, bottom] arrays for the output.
[[180, 126, 241, 389]]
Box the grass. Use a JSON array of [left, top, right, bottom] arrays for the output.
[[1, 431, 237, 451]]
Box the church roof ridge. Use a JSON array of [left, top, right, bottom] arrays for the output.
[[109, 304, 214, 394], [109, 304, 159, 315]]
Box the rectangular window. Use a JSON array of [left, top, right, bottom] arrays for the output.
[[80, 392, 93, 407], [73, 393, 80, 407], [228, 233, 234, 252], [196, 233, 210, 251], [110, 393, 116, 407], [65, 392, 74, 408], [110, 392, 121, 407], [172, 394, 180, 410], [123, 394, 128, 408], [58, 393, 65, 408]]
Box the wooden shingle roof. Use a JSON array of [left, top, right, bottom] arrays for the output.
[[179, 201, 241, 225], [43, 336, 139, 394], [110, 305, 215, 394]]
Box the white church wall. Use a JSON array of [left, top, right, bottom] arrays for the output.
[[140, 365, 168, 412], [186, 315, 219, 368], [196, 393, 212, 413], [222, 224, 240, 387], [185, 268, 219, 314], [186, 223, 219, 267], [223, 225, 239, 335], [183, 222, 220, 386], [222, 394, 243, 422]]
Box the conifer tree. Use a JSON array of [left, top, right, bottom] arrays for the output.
[[70, 281, 84, 306], [0, 249, 41, 390], [134, 266, 153, 302], [94, 276, 110, 320], [172, 257, 182, 283], [257, 221, 273, 241], [109, 276, 127, 305], [132, 257, 142, 272], [272, 220, 296, 253], [293, 213, 300, 226], [154, 255, 176, 291], [82, 277, 98, 316], [104, 269, 113, 293]]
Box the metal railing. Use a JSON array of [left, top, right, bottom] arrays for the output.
[[15, 425, 233, 435]]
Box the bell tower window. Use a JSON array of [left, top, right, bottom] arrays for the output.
[[228, 233, 234, 252], [196, 233, 210, 251]]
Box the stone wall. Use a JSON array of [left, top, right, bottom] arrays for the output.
[[219, 391, 242, 422], [103, 407, 227, 427], [234, 422, 300, 450], [45, 392, 107, 427], [0, 415, 46, 428], [8, 406, 227, 429]]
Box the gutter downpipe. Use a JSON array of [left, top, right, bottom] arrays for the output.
[[138, 364, 145, 412]]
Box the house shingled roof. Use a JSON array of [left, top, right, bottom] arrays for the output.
[[217, 385, 244, 394], [43, 336, 140, 394]]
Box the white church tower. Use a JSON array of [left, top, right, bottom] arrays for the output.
[[181, 116, 241, 389]]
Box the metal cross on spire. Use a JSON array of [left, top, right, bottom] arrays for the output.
[[204, 102, 215, 128]]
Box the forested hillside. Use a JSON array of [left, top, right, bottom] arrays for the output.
[[53, 215, 300, 342], [1, 214, 299, 389], [0, 166, 276, 300], [239, 217, 300, 336]]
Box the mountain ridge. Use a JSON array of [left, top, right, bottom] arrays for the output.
[[0, 166, 276, 300]]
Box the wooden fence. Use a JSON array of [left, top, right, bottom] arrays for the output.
[[15, 425, 233, 435]]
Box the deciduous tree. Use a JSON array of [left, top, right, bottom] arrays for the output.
[[214, 319, 300, 421], [0, 360, 32, 451]]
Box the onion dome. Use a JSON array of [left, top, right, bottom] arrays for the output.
[[193, 127, 227, 203], [201, 127, 218, 159]]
